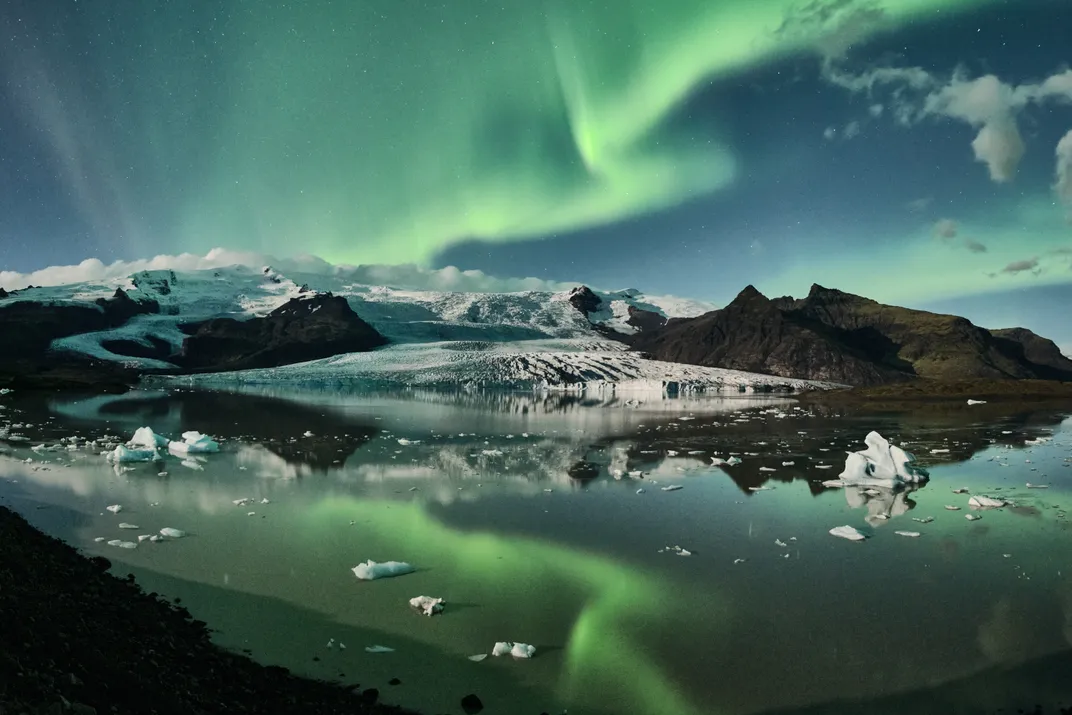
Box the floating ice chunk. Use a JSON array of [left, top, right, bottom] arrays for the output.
[[492, 642, 535, 659], [409, 596, 445, 616], [829, 525, 867, 541], [106, 539, 137, 548], [170, 431, 219, 456], [117, 523, 139, 530], [782, 461, 796, 466], [397, 438, 420, 446], [835, 431, 928, 488], [966, 399, 987, 405], [661, 485, 683, 492], [180, 459, 204, 471], [759, 466, 776, 472], [1026, 483, 1049, 489], [365, 645, 394, 653], [137, 534, 152, 542], [894, 531, 921, 538], [636, 488, 645, 494], [821, 479, 845, 488], [351, 560, 415, 580], [107, 445, 158, 463], [945, 505, 961, 511], [481, 449, 503, 457], [159, 527, 186, 538], [106, 504, 123, 513], [969, 495, 1006, 509], [965, 514, 982, 521], [952, 488, 969, 494], [93, 537, 105, 542], [726, 456, 742, 466], [468, 653, 488, 662], [129, 427, 169, 448], [912, 516, 934, 524]]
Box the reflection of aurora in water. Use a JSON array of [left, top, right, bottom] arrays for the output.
[[4, 390, 1072, 714], [306, 498, 723, 715]]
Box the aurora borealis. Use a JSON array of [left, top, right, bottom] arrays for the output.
[[2, 0, 1072, 347]]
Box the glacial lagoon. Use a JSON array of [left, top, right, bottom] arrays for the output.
[[2, 387, 1071, 715]]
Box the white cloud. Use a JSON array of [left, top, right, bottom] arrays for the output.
[[0, 248, 579, 294], [824, 64, 1072, 185], [1056, 129, 1072, 206]]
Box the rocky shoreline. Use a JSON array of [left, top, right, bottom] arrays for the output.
[[0, 506, 413, 715]]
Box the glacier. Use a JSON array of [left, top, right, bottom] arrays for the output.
[[2, 263, 842, 394]]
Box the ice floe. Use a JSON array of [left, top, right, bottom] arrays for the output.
[[833, 431, 929, 488], [106, 504, 123, 513], [159, 527, 186, 538], [351, 559, 415, 580], [829, 525, 867, 541], [492, 642, 535, 659], [409, 595, 445, 616], [168, 430, 220, 456], [969, 495, 1007, 509], [365, 645, 395, 653]]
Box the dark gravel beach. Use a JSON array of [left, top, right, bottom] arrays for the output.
[[0, 506, 413, 715]]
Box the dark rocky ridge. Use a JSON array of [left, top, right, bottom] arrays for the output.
[[634, 284, 1072, 386], [177, 293, 388, 372], [567, 285, 668, 338], [0, 505, 409, 715], [0, 288, 161, 392]]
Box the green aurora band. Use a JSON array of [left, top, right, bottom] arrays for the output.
[[309, 497, 723, 715], [6, 0, 998, 264]]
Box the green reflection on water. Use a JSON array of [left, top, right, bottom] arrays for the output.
[[307, 497, 722, 715]]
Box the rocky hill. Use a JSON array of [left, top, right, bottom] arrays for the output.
[[633, 284, 1072, 386]]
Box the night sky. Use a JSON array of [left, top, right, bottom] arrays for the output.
[[1, 1, 1071, 348]]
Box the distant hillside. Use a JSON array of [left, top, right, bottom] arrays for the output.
[[633, 284, 1072, 386]]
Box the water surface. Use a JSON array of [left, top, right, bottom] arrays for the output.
[[2, 388, 1071, 715]]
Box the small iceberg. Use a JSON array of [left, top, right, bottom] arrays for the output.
[[409, 595, 445, 616], [159, 527, 186, 538], [467, 653, 488, 662], [352, 560, 415, 580], [117, 523, 140, 530], [834, 432, 928, 488], [894, 531, 921, 538], [129, 427, 170, 448], [492, 641, 535, 659], [966, 399, 987, 405], [106, 504, 123, 514], [365, 645, 395, 653], [107, 445, 159, 463], [169, 430, 219, 456], [829, 525, 867, 541], [969, 495, 1006, 509]]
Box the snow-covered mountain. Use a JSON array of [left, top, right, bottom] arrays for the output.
[[0, 264, 838, 393]]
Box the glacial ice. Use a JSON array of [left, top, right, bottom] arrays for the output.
[[409, 595, 445, 616], [107, 445, 159, 463], [129, 426, 169, 448], [351, 560, 415, 580], [159, 527, 186, 538], [829, 525, 867, 541], [834, 431, 928, 488], [492, 641, 536, 659], [169, 430, 219, 455], [968, 495, 1007, 508]]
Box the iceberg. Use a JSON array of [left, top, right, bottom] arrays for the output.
[[968, 495, 1007, 509], [829, 525, 867, 541], [834, 431, 928, 488], [492, 641, 536, 659], [351, 559, 415, 580], [159, 527, 186, 538], [409, 595, 445, 616], [106, 445, 159, 463], [169, 430, 220, 456], [128, 426, 169, 448]]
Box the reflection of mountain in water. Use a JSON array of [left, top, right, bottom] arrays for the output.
[[46, 390, 379, 471]]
